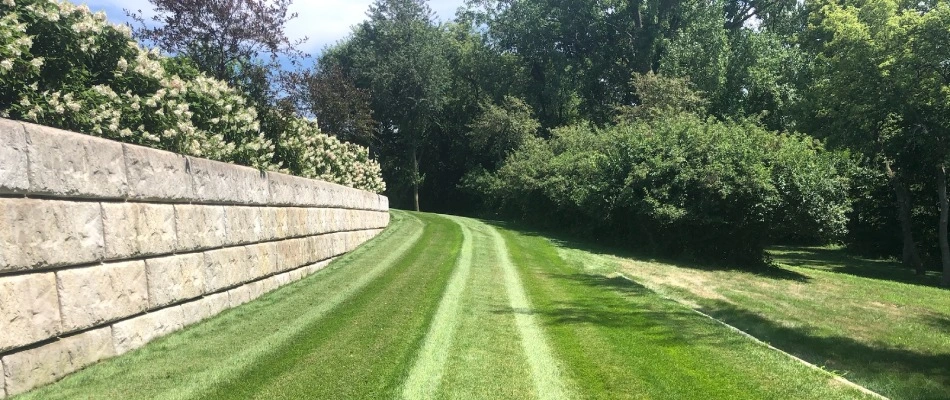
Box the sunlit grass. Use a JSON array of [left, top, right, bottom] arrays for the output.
[[560, 242, 950, 399], [19, 212, 904, 400], [501, 227, 876, 400]]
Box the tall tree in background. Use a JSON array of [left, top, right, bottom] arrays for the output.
[[804, 0, 950, 283], [127, 0, 307, 106], [290, 65, 377, 146], [323, 0, 449, 211]]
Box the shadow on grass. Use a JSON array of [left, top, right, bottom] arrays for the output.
[[492, 272, 749, 351], [923, 314, 950, 335], [483, 218, 812, 282], [702, 300, 950, 399], [770, 245, 944, 288], [481, 216, 950, 398]]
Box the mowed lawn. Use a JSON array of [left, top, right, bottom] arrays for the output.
[[19, 211, 878, 399], [558, 243, 950, 400]]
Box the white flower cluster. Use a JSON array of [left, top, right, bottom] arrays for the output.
[[277, 116, 385, 192], [0, 0, 385, 192]]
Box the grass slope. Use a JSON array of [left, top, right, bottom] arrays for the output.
[[498, 225, 876, 400], [21, 211, 888, 399], [17, 210, 437, 400], [588, 245, 950, 400]]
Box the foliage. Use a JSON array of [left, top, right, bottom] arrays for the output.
[[127, 0, 307, 106], [802, 0, 950, 276], [467, 96, 539, 169], [616, 72, 709, 122], [468, 113, 852, 264], [0, 0, 384, 192], [289, 65, 376, 146], [322, 0, 449, 209]]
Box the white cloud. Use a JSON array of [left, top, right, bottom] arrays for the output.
[[83, 0, 466, 55]]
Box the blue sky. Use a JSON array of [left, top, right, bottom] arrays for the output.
[[82, 0, 468, 56]]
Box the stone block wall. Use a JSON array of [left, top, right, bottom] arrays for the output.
[[0, 118, 390, 397]]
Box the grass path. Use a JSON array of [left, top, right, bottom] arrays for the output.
[[20, 211, 883, 399], [486, 220, 574, 400], [401, 217, 474, 398]]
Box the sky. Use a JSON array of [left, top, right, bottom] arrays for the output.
[[82, 0, 468, 56]]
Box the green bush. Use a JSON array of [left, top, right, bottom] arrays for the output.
[[0, 0, 384, 193], [467, 113, 852, 265]]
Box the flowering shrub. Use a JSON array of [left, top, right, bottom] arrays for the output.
[[0, 0, 385, 193]]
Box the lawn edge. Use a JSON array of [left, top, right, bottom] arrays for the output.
[[614, 272, 890, 400]]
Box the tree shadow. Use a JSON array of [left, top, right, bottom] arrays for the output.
[[770, 245, 945, 289], [492, 272, 749, 348], [484, 218, 812, 282], [922, 314, 950, 335], [700, 300, 950, 399], [480, 217, 950, 398]]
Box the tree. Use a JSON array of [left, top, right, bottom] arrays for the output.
[[467, 96, 539, 169], [804, 0, 950, 283], [323, 0, 450, 211], [290, 65, 376, 146], [616, 72, 709, 122], [127, 0, 307, 106]]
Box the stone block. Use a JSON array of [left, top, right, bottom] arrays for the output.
[[308, 234, 332, 263], [189, 157, 268, 205], [57, 261, 149, 332], [179, 298, 208, 327], [24, 122, 127, 198], [273, 272, 291, 287], [102, 203, 177, 259], [245, 242, 278, 280], [0, 199, 104, 273], [123, 143, 195, 201], [99, 203, 135, 260], [319, 183, 340, 207], [205, 292, 231, 316], [145, 253, 205, 308], [180, 292, 230, 326], [266, 171, 319, 206], [303, 260, 331, 277], [0, 119, 28, 194], [1, 358, 5, 398], [227, 285, 251, 307], [246, 280, 266, 302], [288, 268, 305, 282], [276, 238, 310, 272], [224, 206, 264, 244], [112, 305, 185, 355], [303, 208, 324, 236], [272, 207, 290, 239], [329, 233, 347, 257], [174, 204, 227, 251], [202, 247, 250, 293], [0, 273, 62, 352], [287, 207, 308, 237], [257, 208, 278, 241], [260, 275, 279, 293], [1, 326, 114, 397]]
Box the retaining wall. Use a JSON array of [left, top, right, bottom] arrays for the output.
[[0, 118, 389, 397]]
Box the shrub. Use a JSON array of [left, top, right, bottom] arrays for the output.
[[467, 113, 852, 265], [0, 0, 384, 193]]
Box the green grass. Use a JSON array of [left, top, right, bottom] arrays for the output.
[[559, 242, 950, 400], [19, 211, 884, 399], [498, 226, 875, 400]]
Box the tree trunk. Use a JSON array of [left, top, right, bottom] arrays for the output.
[[412, 146, 420, 212], [886, 161, 924, 272], [938, 164, 950, 286]]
